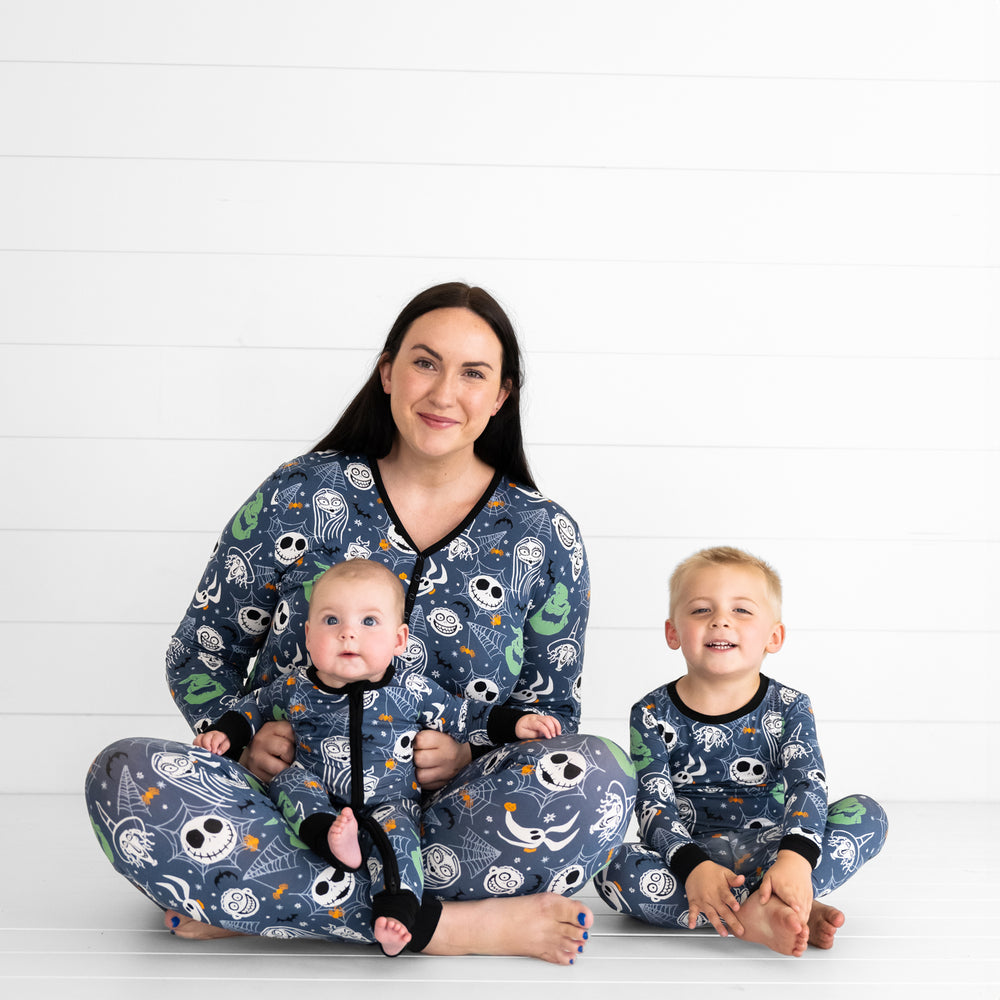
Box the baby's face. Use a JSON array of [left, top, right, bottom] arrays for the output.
[[666, 565, 783, 682], [305, 576, 407, 688]]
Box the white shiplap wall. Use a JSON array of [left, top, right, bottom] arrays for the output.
[[1, 0, 997, 800]]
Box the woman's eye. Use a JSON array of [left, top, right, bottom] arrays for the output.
[[463, 368, 486, 380]]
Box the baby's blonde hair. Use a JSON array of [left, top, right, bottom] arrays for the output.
[[309, 559, 406, 623], [669, 546, 782, 621]]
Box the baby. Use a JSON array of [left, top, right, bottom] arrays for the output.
[[195, 559, 560, 955], [594, 546, 887, 956]]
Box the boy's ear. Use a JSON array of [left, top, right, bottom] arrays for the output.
[[664, 619, 682, 650], [765, 622, 786, 654]]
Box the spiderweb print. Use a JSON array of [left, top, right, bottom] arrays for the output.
[[270, 482, 303, 510], [476, 531, 508, 554], [468, 623, 506, 660], [640, 903, 679, 926], [244, 832, 307, 881], [519, 509, 552, 540], [458, 828, 502, 874], [117, 765, 152, 818], [310, 460, 347, 492], [407, 603, 428, 637]]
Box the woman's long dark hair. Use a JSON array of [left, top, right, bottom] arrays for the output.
[[314, 282, 536, 489]]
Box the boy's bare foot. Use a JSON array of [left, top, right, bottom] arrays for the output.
[[165, 910, 243, 939], [374, 916, 412, 956], [807, 900, 845, 949], [329, 807, 362, 870], [423, 893, 591, 965], [737, 892, 808, 957]]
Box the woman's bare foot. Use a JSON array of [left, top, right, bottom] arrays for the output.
[[329, 807, 362, 869], [737, 892, 808, 957], [423, 893, 591, 965], [165, 910, 243, 939], [807, 900, 845, 949], [375, 916, 412, 956]]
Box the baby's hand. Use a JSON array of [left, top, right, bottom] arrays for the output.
[[758, 850, 814, 919], [193, 730, 231, 756], [514, 714, 562, 740], [684, 860, 746, 937]]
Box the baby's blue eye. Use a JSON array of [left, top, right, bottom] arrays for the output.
[[362, 615, 378, 627], [324, 615, 339, 626], [734, 608, 752, 615]]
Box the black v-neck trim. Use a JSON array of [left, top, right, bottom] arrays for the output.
[[667, 674, 771, 724], [369, 456, 503, 557]]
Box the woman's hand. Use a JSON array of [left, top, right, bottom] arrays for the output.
[[414, 729, 472, 791], [240, 719, 295, 781]]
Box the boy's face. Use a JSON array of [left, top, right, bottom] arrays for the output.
[[304, 574, 408, 688], [665, 564, 784, 683]]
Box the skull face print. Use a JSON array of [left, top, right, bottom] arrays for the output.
[[274, 532, 307, 567], [180, 814, 238, 863], [468, 574, 504, 612]]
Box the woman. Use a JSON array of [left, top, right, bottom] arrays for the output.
[[85, 283, 636, 964]]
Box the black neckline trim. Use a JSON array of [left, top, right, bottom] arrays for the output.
[[306, 663, 396, 695], [369, 456, 503, 557], [667, 674, 771, 724]]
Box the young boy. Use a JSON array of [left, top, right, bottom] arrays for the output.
[[194, 559, 560, 956], [594, 546, 886, 956]]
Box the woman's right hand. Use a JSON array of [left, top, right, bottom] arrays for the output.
[[240, 719, 295, 781]]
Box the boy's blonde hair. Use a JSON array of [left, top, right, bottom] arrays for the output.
[[669, 546, 782, 620], [308, 559, 406, 622]]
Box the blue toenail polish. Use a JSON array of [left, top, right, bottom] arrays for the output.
[[577, 912, 586, 926], [583, 931, 589, 940], [577, 945, 583, 953], [170, 916, 180, 928], [569, 959, 574, 965]]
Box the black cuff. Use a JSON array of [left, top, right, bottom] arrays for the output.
[[486, 705, 532, 744], [299, 813, 338, 867], [405, 896, 443, 953], [209, 711, 253, 762], [670, 843, 713, 884], [779, 833, 821, 870], [373, 889, 421, 954]]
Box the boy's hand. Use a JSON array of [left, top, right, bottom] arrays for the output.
[[193, 730, 230, 756], [684, 860, 745, 937], [514, 714, 562, 740], [758, 850, 814, 919]]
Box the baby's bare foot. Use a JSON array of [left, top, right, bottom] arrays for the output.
[[738, 893, 808, 957], [328, 807, 362, 869], [165, 910, 243, 939], [807, 900, 845, 949], [374, 916, 412, 956]]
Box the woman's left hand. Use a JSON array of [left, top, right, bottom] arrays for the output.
[[414, 729, 472, 790]]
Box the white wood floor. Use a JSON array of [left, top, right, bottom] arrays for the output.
[[1, 796, 995, 999]]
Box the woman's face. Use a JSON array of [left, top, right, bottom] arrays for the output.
[[379, 307, 510, 467]]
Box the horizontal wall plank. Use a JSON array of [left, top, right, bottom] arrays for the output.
[[2, 439, 995, 543], [3, 159, 994, 267], [3, 347, 997, 450], [12, 710, 994, 799], [1, 0, 994, 81], [2, 621, 980, 724], [4, 253, 997, 359], [2, 63, 995, 174]]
